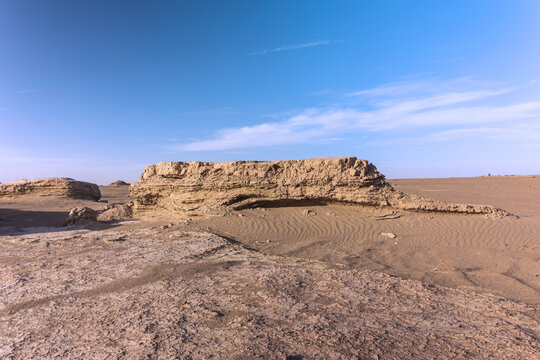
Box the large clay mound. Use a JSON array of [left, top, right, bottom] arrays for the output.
[[130, 157, 512, 217], [0, 177, 101, 201]]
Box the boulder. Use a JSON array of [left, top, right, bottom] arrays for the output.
[[67, 207, 97, 224], [0, 178, 101, 201], [129, 157, 512, 218], [97, 202, 134, 222]]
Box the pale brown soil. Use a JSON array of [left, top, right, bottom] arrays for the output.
[[0, 177, 539, 359], [1, 226, 538, 359], [389, 175, 540, 217], [185, 176, 540, 305], [0, 185, 127, 233]]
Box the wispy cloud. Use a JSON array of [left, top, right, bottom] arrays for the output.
[[249, 39, 342, 55], [370, 125, 540, 146], [307, 88, 335, 97], [174, 78, 540, 151], [18, 89, 37, 94]]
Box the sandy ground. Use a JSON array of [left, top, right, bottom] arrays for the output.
[[0, 186, 126, 233], [0, 178, 539, 358], [186, 176, 540, 304], [389, 175, 540, 217]]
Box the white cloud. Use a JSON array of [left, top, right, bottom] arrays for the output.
[[429, 126, 540, 142], [180, 122, 323, 151], [249, 40, 342, 55], [174, 79, 540, 151], [370, 125, 540, 146], [347, 81, 433, 98]]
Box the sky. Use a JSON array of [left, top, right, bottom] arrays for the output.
[[1, 1, 539, 184]]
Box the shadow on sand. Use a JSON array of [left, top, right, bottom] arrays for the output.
[[0, 208, 121, 235]]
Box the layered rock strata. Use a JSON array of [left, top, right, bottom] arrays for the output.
[[0, 178, 101, 201], [130, 157, 511, 217]]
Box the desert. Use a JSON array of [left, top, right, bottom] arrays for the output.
[[0, 158, 538, 359], [3, 2, 540, 358]]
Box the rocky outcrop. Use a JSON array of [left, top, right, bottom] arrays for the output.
[[66, 207, 97, 224], [0, 178, 101, 201], [109, 180, 130, 186], [97, 202, 134, 222], [130, 157, 512, 218]]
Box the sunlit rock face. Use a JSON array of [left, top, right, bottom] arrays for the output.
[[130, 157, 511, 218], [0, 177, 101, 201]]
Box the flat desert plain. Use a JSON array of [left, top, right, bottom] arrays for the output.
[[0, 176, 539, 359]]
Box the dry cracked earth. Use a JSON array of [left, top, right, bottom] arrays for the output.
[[0, 183, 539, 359]]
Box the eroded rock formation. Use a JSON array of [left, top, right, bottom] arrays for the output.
[[130, 157, 512, 218], [97, 202, 134, 222], [66, 207, 98, 224], [0, 178, 101, 201], [130, 157, 512, 217]]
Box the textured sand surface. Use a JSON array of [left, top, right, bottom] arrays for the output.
[[0, 176, 538, 359], [184, 175, 540, 304], [187, 203, 540, 305], [389, 175, 540, 217], [0, 226, 538, 359]]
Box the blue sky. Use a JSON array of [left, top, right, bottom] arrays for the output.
[[1, 1, 539, 184]]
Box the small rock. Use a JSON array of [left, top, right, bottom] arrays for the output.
[[238, 213, 245, 217], [210, 310, 224, 317], [160, 222, 175, 230], [380, 232, 397, 239], [302, 209, 315, 216], [104, 236, 126, 243], [97, 202, 133, 222], [67, 207, 97, 224], [326, 212, 336, 216]]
